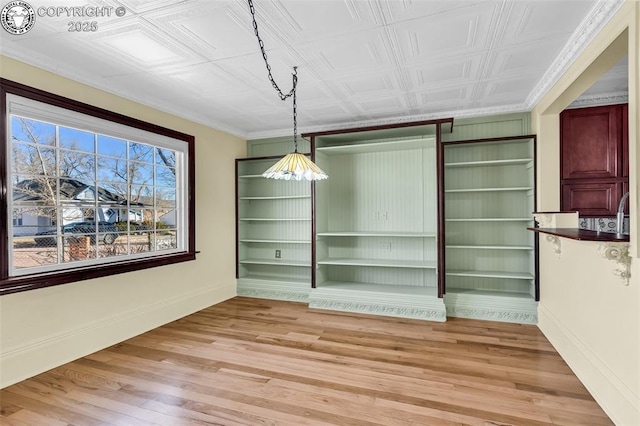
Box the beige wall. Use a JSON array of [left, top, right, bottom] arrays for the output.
[[532, 2, 639, 424], [0, 56, 246, 388]]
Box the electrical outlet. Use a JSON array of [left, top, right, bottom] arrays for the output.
[[381, 211, 388, 220], [373, 211, 380, 220], [381, 243, 391, 252], [275, 249, 281, 259]]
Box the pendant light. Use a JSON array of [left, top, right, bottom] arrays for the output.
[[248, 0, 328, 181]]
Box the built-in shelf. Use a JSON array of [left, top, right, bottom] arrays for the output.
[[442, 135, 537, 324], [239, 239, 311, 244], [239, 218, 311, 222], [445, 187, 533, 193], [236, 155, 312, 303], [444, 159, 533, 168], [317, 231, 435, 238], [317, 258, 436, 269], [239, 195, 310, 200], [446, 245, 534, 250], [239, 259, 310, 267], [446, 270, 534, 280], [316, 138, 434, 155], [446, 218, 534, 222]]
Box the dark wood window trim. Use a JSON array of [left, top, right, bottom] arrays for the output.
[[0, 79, 196, 296]]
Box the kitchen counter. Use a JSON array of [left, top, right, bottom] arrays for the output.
[[528, 227, 630, 242]]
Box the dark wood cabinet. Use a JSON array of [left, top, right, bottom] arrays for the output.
[[560, 104, 628, 216]]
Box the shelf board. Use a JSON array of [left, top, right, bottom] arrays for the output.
[[445, 287, 534, 299], [317, 231, 435, 238], [239, 259, 310, 267], [239, 218, 311, 222], [446, 245, 534, 251], [238, 174, 264, 179], [316, 138, 434, 155], [239, 195, 310, 200], [238, 274, 310, 284], [444, 158, 532, 168], [446, 218, 533, 222], [445, 187, 533, 193], [317, 281, 438, 296], [446, 270, 534, 280], [239, 239, 310, 244], [317, 257, 436, 269]]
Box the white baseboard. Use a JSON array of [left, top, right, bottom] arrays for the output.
[[0, 283, 236, 389], [538, 303, 640, 425]]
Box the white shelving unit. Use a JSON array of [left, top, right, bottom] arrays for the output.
[[310, 125, 447, 321], [442, 137, 538, 323], [236, 157, 312, 301]]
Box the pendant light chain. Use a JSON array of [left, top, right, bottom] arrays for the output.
[[248, 0, 299, 152]]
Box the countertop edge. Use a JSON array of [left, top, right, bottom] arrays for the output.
[[527, 227, 630, 242]]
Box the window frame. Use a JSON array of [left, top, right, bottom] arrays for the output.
[[1, 79, 196, 295]]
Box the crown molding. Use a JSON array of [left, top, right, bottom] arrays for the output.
[[567, 91, 628, 109], [247, 102, 529, 139], [524, 0, 626, 110]]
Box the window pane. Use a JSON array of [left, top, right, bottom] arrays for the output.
[[97, 157, 127, 183], [156, 187, 176, 208], [12, 207, 55, 237], [155, 232, 177, 251], [12, 176, 57, 205], [98, 233, 128, 258], [62, 235, 96, 263], [129, 185, 153, 206], [60, 181, 96, 203], [60, 150, 95, 180], [11, 116, 55, 145], [156, 166, 175, 187], [59, 127, 95, 153], [130, 231, 154, 254], [60, 208, 95, 224], [99, 182, 128, 202], [156, 148, 175, 167], [13, 237, 58, 270], [129, 142, 153, 163], [129, 161, 153, 185], [12, 143, 56, 176], [156, 208, 176, 227], [97, 135, 126, 157]]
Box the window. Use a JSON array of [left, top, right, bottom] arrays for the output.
[[1, 80, 196, 294]]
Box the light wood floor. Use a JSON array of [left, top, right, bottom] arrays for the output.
[[1, 297, 612, 425]]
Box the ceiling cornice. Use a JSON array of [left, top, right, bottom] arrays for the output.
[[247, 103, 529, 140], [524, 0, 625, 110], [566, 91, 628, 109]]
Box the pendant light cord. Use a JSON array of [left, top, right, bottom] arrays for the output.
[[248, 0, 299, 152]]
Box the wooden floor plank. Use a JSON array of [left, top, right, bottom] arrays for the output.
[[0, 297, 612, 425]]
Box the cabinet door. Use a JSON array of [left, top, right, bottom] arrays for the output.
[[561, 181, 622, 216], [561, 106, 621, 179]]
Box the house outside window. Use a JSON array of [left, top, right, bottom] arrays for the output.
[[1, 80, 196, 294]]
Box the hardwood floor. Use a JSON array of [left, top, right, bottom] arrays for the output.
[[1, 297, 612, 425]]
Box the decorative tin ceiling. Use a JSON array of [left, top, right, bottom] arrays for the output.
[[0, 0, 627, 139]]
